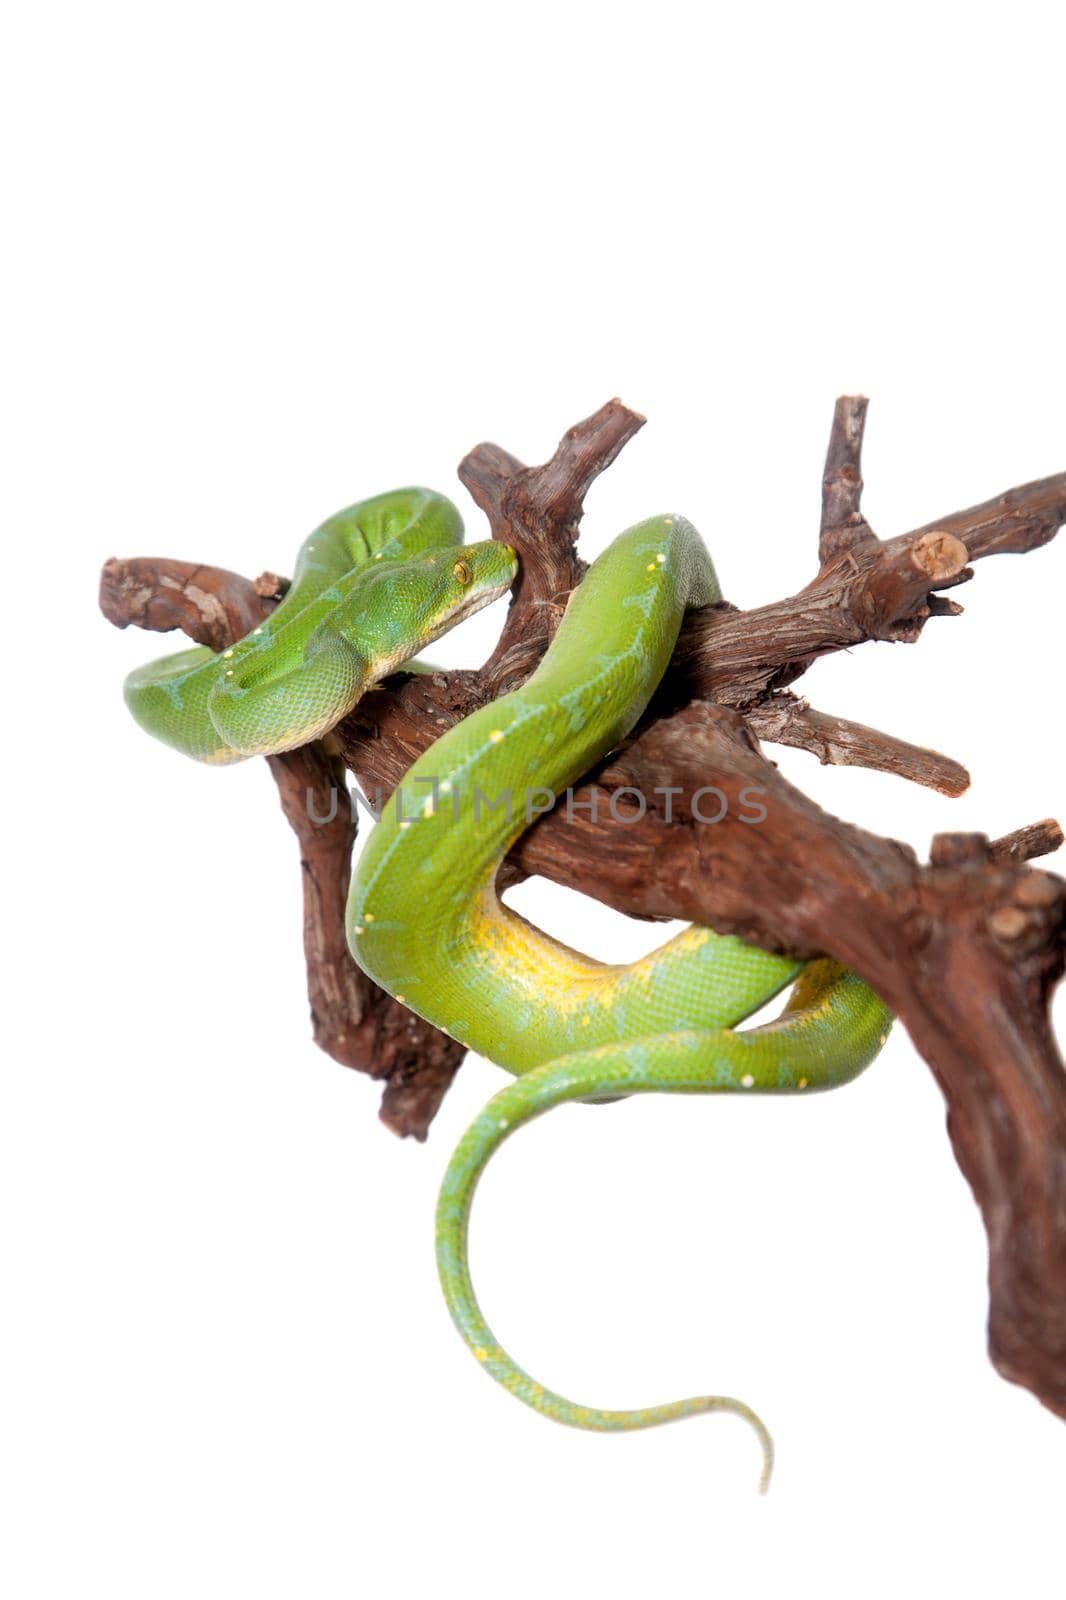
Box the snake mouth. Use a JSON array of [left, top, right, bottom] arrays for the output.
[[365, 577, 513, 682], [427, 576, 514, 640]]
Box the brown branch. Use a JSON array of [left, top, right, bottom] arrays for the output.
[[461, 398, 646, 690], [266, 743, 464, 1140], [99, 556, 275, 651], [674, 453, 1066, 707], [505, 709, 1066, 1416], [990, 818, 1065, 863], [100, 558, 460, 1139], [907, 472, 1066, 560], [747, 694, 971, 795], [819, 394, 877, 563], [101, 397, 1066, 1423]]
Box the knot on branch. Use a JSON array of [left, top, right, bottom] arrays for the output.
[[910, 529, 970, 581], [984, 874, 1066, 958]]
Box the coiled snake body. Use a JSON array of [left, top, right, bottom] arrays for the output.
[[123, 489, 514, 762], [123, 488, 891, 1490]]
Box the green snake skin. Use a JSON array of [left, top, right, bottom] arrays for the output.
[[123, 489, 515, 763], [346, 513, 892, 1492], [119, 490, 892, 1492]]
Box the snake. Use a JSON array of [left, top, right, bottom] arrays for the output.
[[122, 488, 516, 763], [345, 509, 892, 1491], [119, 488, 892, 1492]]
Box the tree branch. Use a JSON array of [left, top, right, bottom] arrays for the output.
[[460, 398, 646, 690], [989, 818, 1065, 863], [266, 742, 464, 1140], [674, 463, 1065, 707], [746, 694, 971, 795], [100, 559, 460, 1139], [819, 394, 877, 563], [99, 556, 275, 651]]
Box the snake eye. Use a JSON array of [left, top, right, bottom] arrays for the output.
[[452, 560, 471, 585]]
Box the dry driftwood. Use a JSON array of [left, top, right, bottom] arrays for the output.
[[100, 398, 1066, 1422]]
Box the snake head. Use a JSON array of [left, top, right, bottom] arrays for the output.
[[425, 540, 518, 635], [292, 539, 518, 687], [203, 542, 517, 758], [359, 540, 518, 661]]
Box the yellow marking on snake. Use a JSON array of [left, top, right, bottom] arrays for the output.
[[115, 492, 893, 1498], [345, 513, 892, 1493]]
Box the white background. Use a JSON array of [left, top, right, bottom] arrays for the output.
[[3, 3, 1064, 1596]]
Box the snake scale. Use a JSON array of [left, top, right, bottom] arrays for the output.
[[123, 487, 892, 1490]]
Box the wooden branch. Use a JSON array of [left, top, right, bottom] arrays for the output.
[[100, 558, 460, 1139], [266, 743, 464, 1140], [674, 464, 1066, 707], [990, 819, 1065, 863], [526, 711, 1066, 1413], [99, 556, 275, 651], [100, 397, 1066, 1423], [747, 694, 971, 795], [819, 394, 877, 563], [461, 398, 646, 690]]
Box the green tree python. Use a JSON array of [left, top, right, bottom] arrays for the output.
[[122, 487, 892, 1491]]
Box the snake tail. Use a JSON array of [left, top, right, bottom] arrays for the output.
[[436, 962, 890, 1494], [349, 514, 893, 1486]]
